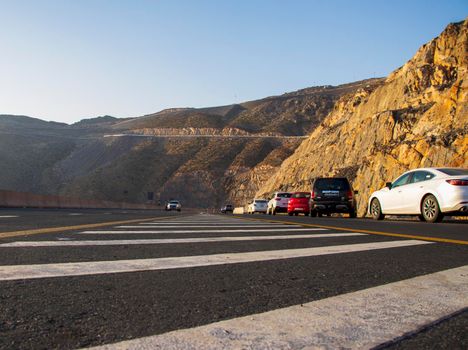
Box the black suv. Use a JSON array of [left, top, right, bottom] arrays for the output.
[[310, 177, 357, 218]]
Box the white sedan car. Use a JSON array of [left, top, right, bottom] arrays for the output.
[[247, 199, 268, 214], [368, 167, 468, 223]]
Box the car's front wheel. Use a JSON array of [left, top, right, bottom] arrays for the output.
[[421, 195, 444, 223], [370, 198, 385, 220]]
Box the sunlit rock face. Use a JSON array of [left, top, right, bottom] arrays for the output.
[[257, 19, 468, 216]]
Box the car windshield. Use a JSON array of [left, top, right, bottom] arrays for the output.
[[292, 192, 310, 198], [437, 168, 468, 176], [277, 193, 291, 198], [314, 178, 350, 191], [169, 201, 179, 204]]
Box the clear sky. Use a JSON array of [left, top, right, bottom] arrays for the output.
[[0, 0, 466, 124]]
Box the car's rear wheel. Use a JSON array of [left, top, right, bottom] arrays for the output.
[[272, 208, 277, 215], [349, 210, 357, 218], [310, 210, 317, 217], [370, 198, 385, 220], [421, 195, 444, 223], [288, 212, 293, 216]]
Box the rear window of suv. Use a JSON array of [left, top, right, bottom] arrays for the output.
[[255, 200, 267, 203], [277, 193, 291, 198], [437, 168, 468, 176], [314, 178, 350, 191]]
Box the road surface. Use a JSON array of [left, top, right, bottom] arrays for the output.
[[0, 208, 466, 349]]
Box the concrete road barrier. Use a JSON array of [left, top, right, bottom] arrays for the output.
[[0, 189, 158, 210]]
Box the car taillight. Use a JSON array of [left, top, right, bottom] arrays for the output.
[[311, 191, 316, 199], [446, 179, 468, 186], [347, 190, 353, 199]]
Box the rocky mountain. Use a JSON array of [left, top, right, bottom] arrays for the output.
[[3, 19, 465, 210], [0, 80, 374, 207], [257, 18, 468, 216]]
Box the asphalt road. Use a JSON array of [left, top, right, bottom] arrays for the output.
[[0, 209, 466, 349]]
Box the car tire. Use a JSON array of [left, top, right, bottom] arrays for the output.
[[304, 212, 309, 216], [310, 210, 317, 217], [349, 210, 357, 218], [421, 195, 444, 223], [370, 198, 385, 220], [317, 212, 323, 217], [273, 208, 277, 215], [288, 212, 293, 216]]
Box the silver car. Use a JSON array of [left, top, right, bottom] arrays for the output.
[[165, 200, 181, 212]]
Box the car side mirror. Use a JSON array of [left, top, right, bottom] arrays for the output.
[[386, 182, 392, 189]]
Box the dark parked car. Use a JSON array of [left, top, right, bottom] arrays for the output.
[[310, 177, 357, 218], [221, 204, 233, 214]]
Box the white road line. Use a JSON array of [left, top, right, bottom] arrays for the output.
[[79, 228, 327, 234], [0, 233, 365, 247], [68, 213, 84, 216], [0, 240, 430, 281], [0, 215, 19, 218], [85, 265, 468, 350], [143, 222, 262, 224], [117, 225, 289, 228]]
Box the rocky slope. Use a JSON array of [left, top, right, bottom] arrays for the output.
[[0, 80, 372, 207], [257, 19, 468, 216]]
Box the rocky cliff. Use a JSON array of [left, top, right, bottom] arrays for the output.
[[257, 19, 468, 216], [0, 80, 373, 208]]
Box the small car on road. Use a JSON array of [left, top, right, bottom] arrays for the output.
[[310, 177, 358, 218], [221, 204, 233, 214], [165, 200, 181, 212], [247, 199, 268, 214], [287, 192, 311, 216], [368, 167, 468, 223], [267, 192, 291, 215]]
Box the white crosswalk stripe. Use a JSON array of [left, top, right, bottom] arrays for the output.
[[86, 265, 468, 350], [0, 240, 431, 281], [0, 233, 365, 247], [79, 228, 327, 234], [117, 225, 288, 228]]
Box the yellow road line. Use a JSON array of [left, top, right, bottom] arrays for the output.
[[231, 215, 468, 245], [0, 216, 180, 239]]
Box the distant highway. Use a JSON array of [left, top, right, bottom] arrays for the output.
[[0, 208, 466, 349], [103, 133, 309, 139]]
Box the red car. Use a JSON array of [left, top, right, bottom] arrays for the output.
[[287, 192, 311, 216]]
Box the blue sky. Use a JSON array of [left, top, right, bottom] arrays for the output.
[[0, 0, 466, 124]]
